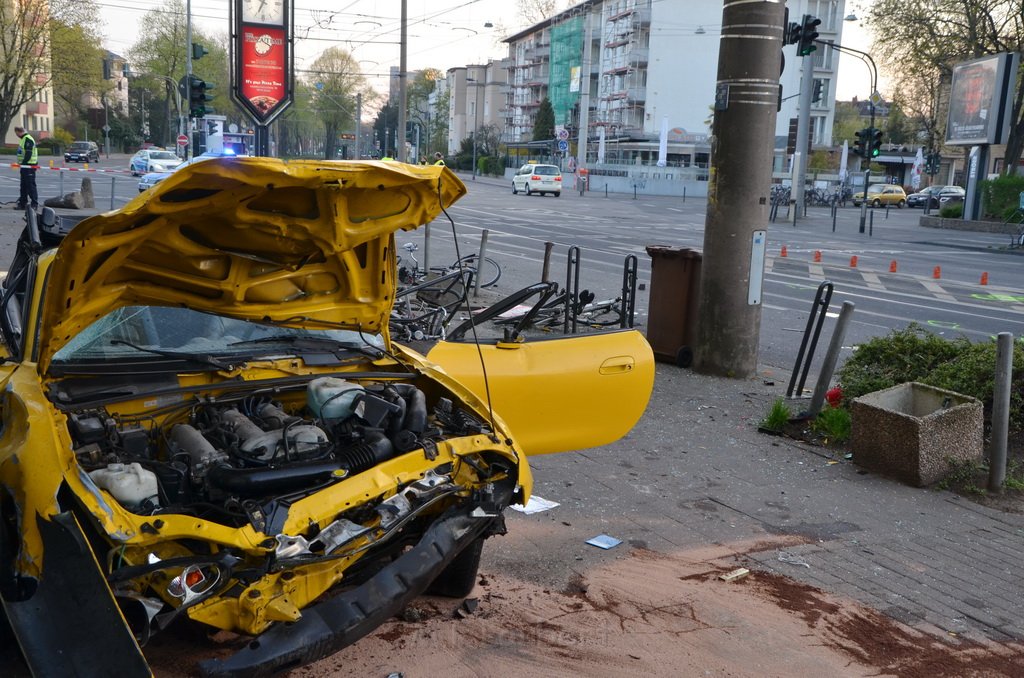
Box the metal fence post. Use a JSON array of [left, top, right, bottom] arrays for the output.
[[472, 229, 489, 298], [110, 176, 116, 210], [988, 332, 1014, 492]]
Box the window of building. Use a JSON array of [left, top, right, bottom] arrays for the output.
[[813, 41, 834, 69]]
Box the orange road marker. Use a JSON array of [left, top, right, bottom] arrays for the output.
[[849, 255, 858, 268], [933, 266, 941, 279], [813, 250, 822, 262], [980, 272, 989, 285], [889, 260, 898, 273], [780, 245, 788, 257]]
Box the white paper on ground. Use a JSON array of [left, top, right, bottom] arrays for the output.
[[509, 495, 560, 514], [585, 534, 623, 550]]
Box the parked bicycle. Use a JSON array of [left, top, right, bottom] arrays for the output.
[[397, 242, 501, 288]]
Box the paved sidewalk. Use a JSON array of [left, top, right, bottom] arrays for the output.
[[485, 362, 1024, 648]]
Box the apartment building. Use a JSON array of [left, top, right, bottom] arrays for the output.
[[446, 60, 510, 155], [494, 0, 846, 163]]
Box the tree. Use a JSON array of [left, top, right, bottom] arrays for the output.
[[533, 97, 555, 141], [308, 47, 373, 160], [867, 0, 1024, 172], [0, 0, 98, 136], [430, 88, 450, 155], [518, 0, 567, 24], [50, 5, 108, 130], [373, 101, 399, 157], [129, 0, 232, 146], [407, 68, 443, 156]]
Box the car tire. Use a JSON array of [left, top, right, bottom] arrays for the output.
[[554, 191, 561, 197], [426, 537, 484, 598], [525, 184, 532, 196], [872, 199, 881, 208], [512, 183, 518, 194], [897, 200, 905, 208]]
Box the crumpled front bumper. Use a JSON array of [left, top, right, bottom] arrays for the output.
[[198, 505, 501, 678]]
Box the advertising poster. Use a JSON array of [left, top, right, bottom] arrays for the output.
[[946, 53, 1017, 146], [240, 25, 286, 122]]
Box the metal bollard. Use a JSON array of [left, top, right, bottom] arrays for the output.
[[472, 229, 489, 298], [988, 332, 1014, 492], [869, 208, 874, 236], [541, 241, 554, 282], [682, 186, 686, 203], [110, 175, 116, 210], [422, 222, 431, 273], [59, 169, 64, 198], [605, 184, 608, 198]]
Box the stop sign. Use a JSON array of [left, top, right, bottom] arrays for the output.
[[177, 134, 189, 145]]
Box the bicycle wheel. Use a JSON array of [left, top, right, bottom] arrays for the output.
[[454, 254, 501, 287]]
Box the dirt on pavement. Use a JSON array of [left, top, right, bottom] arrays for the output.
[[143, 537, 1024, 678]]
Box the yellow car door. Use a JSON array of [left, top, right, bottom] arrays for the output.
[[424, 329, 655, 456]]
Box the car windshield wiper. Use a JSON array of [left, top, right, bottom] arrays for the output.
[[109, 339, 238, 371], [228, 335, 385, 359]]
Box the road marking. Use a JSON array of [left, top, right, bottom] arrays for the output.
[[809, 263, 824, 278], [919, 279, 957, 302], [860, 270, 885, 291]]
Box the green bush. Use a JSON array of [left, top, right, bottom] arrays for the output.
[[838, 324, 967, 402], [980, 174, 1024, 220], [921, 339, 1024, 431], [838, 325, 1024, 432], [939, 203, 963, 218]]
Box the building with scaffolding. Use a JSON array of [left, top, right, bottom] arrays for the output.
[[488, 0, 848, 194]]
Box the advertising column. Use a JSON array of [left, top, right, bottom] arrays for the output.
[[230, 0, 294, 156]]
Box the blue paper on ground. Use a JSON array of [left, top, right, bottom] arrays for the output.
[[585, 534, 622, 550]]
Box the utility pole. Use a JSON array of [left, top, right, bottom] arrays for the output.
[[576, 7, 594, 175], [355, 92, 362, 159], [693, 0, 784, 378], [791, 54, 814, 218], [397, 0, 408, 162], [186, 0, 194, 159]]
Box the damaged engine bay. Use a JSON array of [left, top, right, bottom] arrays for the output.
[[56, 371, 519, 642]]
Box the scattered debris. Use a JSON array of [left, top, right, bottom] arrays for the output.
[[718, 567, 750, 582], [510, 495, 560, 514], [454, 598, 479, 619], [586, 534, 623, 550], [826, 460, 839, 466], [387, 673, 404, 678], [778, 551, 811, 568], [400, 606, 425, 623]]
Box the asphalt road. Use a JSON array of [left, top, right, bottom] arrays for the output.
[[429, 174, 1024, 372], [4, 162, 1022, 373]]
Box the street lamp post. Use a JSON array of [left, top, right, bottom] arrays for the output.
[[467, 76, 483, 180], [828, 37, 879, 234]]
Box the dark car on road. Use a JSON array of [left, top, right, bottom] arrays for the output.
[[907, 185, 964, 209], [64, 140, 100, 163]]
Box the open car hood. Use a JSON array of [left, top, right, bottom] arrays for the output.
[[37, 157, 466, 372]]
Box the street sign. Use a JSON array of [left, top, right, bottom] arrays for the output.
[[177, 134, 189, 145], [102, 125, 111, 134], [557, 128, 569, 141], [558, 140, 569, 152]]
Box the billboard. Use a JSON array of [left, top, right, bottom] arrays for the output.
[[945, 53, 1019, 146], [230, 0, 294, 127]]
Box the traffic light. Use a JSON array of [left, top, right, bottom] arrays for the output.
[[192, 42, 208, 60], [797, 15, 821, 56], [853, 128, 868, 157], [188, 75, 214, 118], [870, 128, 883, 158]]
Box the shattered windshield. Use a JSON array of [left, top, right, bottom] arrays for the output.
[[52, 306, 383, 363]]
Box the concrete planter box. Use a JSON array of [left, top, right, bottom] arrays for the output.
[[851, 382, 983, 487]]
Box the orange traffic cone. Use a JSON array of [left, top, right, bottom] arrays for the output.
[[933, 266, 941, 279], [813, 250, 822, 263], [849, 255, 858, 268], [780, 245, 788, 257], [980, 272, 989, 285], [889, 260, 898, 273]]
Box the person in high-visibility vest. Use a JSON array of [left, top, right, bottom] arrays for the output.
[[14, 126, 38, 210], [433, 152, 445, 166]]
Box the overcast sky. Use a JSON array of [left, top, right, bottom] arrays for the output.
[[95, 0, 882, 104]]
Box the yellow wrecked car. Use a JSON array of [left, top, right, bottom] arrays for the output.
[[0, 158, 653, 676]]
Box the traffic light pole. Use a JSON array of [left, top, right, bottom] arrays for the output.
[[791, 53, 814, 219], [185, 0, 194, 159]]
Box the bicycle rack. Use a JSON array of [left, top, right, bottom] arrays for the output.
[[786, 280, 834, 398], [620, 254, 638, 329], [564, 246, 581, 335]]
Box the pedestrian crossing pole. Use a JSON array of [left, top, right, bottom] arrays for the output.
[[693, 0, 784, 378]]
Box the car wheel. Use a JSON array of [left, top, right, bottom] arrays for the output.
[[512, 183, 518, 194], [897, 200, 905, 208], [525, 184, 532, 196], [426, 537, 484, 598], [872, 199, 881, 208], [554, 191, 561, 197]]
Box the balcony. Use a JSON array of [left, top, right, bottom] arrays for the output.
[[26, 101, 48, 115]]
